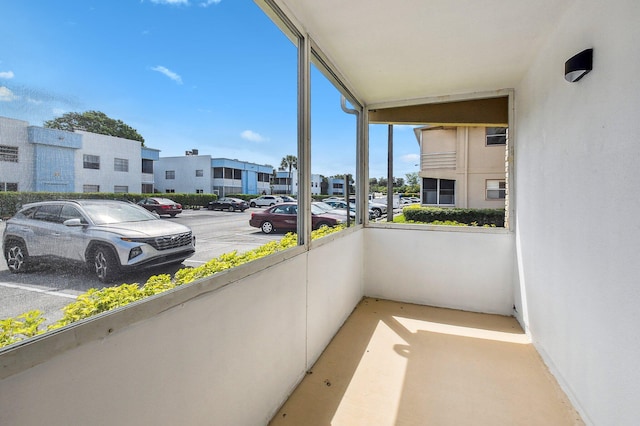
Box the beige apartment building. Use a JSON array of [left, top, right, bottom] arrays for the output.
[[415, 125, 507, 209]]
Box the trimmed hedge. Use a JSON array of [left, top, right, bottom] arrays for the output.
[[403, 206, 504, 227], [0, 192, 218, 218]]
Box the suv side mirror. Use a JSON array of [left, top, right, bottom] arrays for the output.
[[63, 218, 84, 227]]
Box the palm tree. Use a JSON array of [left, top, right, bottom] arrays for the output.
[[279, 155, 297, 195]]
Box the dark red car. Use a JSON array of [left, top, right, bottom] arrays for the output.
[[137, 197, 183, 217], [249, 202, 344, 234]]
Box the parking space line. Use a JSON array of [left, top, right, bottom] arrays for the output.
[[0, 282, 78, 299]]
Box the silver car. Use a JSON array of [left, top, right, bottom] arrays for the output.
[[2, 199, 195, 283], [249, 195, 283, 208]]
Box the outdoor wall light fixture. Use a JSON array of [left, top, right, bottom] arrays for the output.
[[564, 48, 593, 82]]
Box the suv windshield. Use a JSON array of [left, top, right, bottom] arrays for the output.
[[81, 202, 156, 225]]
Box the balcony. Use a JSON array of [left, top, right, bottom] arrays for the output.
[[270, 298, 582, 425], [1, 224, 572, 425]]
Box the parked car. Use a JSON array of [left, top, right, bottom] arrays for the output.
[[137, 197, 182, 217], [249, 195, 283, 208], [323, 199, 375, 219], [313, 201, 355, 219], [249, 202, 344, 234], [347, 197, 387, 218], [2, 199, 195, 283], [280, 195, 297, 203], [208, 197, 249, 212]]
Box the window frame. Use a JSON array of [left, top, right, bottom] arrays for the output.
[[83, 154, 100, 170], [0, 145, 19, 163], [486, 179, 506, 200], [0, 182, 18, 191], [165, 170, 176, 180], [83, 184, 100, 193], [486, 127, 508, 146], [114, 158, 129, 172], [422, 178, 456, 206]]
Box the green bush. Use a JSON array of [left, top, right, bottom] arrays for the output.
[[402, 206, 504, 227], [0, 225, 345, 348], [0, 192, 218, 217]]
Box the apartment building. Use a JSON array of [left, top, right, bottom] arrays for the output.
[[0, 116, 158, 193], [154, 153, 273, 196], [415, 125, 507, 208], [272, 169, 322, 195]]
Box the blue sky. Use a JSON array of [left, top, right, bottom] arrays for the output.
[[0, 0, 419, 180]]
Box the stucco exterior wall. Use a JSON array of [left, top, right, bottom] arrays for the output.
[[364, 225, 514, 316], [155, 155, 213, 193], [419, 126, 506, 209], [0, 117, 34, 191], [74, 131, 143, 193], [514, 0, 640, 424]]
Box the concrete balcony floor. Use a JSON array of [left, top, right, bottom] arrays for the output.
[[270, 298, 583, 425]]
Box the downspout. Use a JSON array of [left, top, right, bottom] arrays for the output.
[[341, 95, 361, 225]]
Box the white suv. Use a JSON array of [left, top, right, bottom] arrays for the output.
[[249, 195, 283, 208], [2, 199, 195, 283]]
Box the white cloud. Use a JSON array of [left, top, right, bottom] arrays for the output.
[[241, 130, 269, 143], [400, 153, 420, 163], [26, 96, 43, 105], [0, 86, 18, 102], [151, 66, 183, 84], [0, 71, 14, 79], [199, 0, 221, 6], [150, 0, 189, 5]]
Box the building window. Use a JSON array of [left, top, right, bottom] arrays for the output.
[[165, 189, 175, 193], [114, 158, 129, 172], [486, 180, 506, 200], [141, 183, 153, 193], [423, 178, 455, 205], [83, 154, 100, 169], [213, 167, 223, 178], [114, 185, 129, 193], [196, 189, 203, 194], [233, 169, 242, 180], [142, 159, 154, 174], [0, 182, 18, 191], [0, 145, 19, 163], [486, 127, 507, 146], [195, 169, 204, 177], [165, 170, 175, 180], [83, 184, 100, 193]]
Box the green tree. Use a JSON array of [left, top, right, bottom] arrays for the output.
[[405, 172, 419, 186], [279, 155, 298, 195], [44, 111, 145, 145]]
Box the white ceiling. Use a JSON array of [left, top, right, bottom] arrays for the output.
[[272, 0, 575, 106]]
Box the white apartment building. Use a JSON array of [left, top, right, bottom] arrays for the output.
[[155, 154, 273, 196], [272, 170, 321, 195], [0, 116, 159, 193]]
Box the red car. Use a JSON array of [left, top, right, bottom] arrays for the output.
[[249, 202, 344, 234], [137, 197, 183, 217]]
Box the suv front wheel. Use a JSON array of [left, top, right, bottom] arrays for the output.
[[93, 246, 121, 283], [4, 240, 30, 273]]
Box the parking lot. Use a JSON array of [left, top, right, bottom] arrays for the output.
[[0, 208, 283, 324]]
